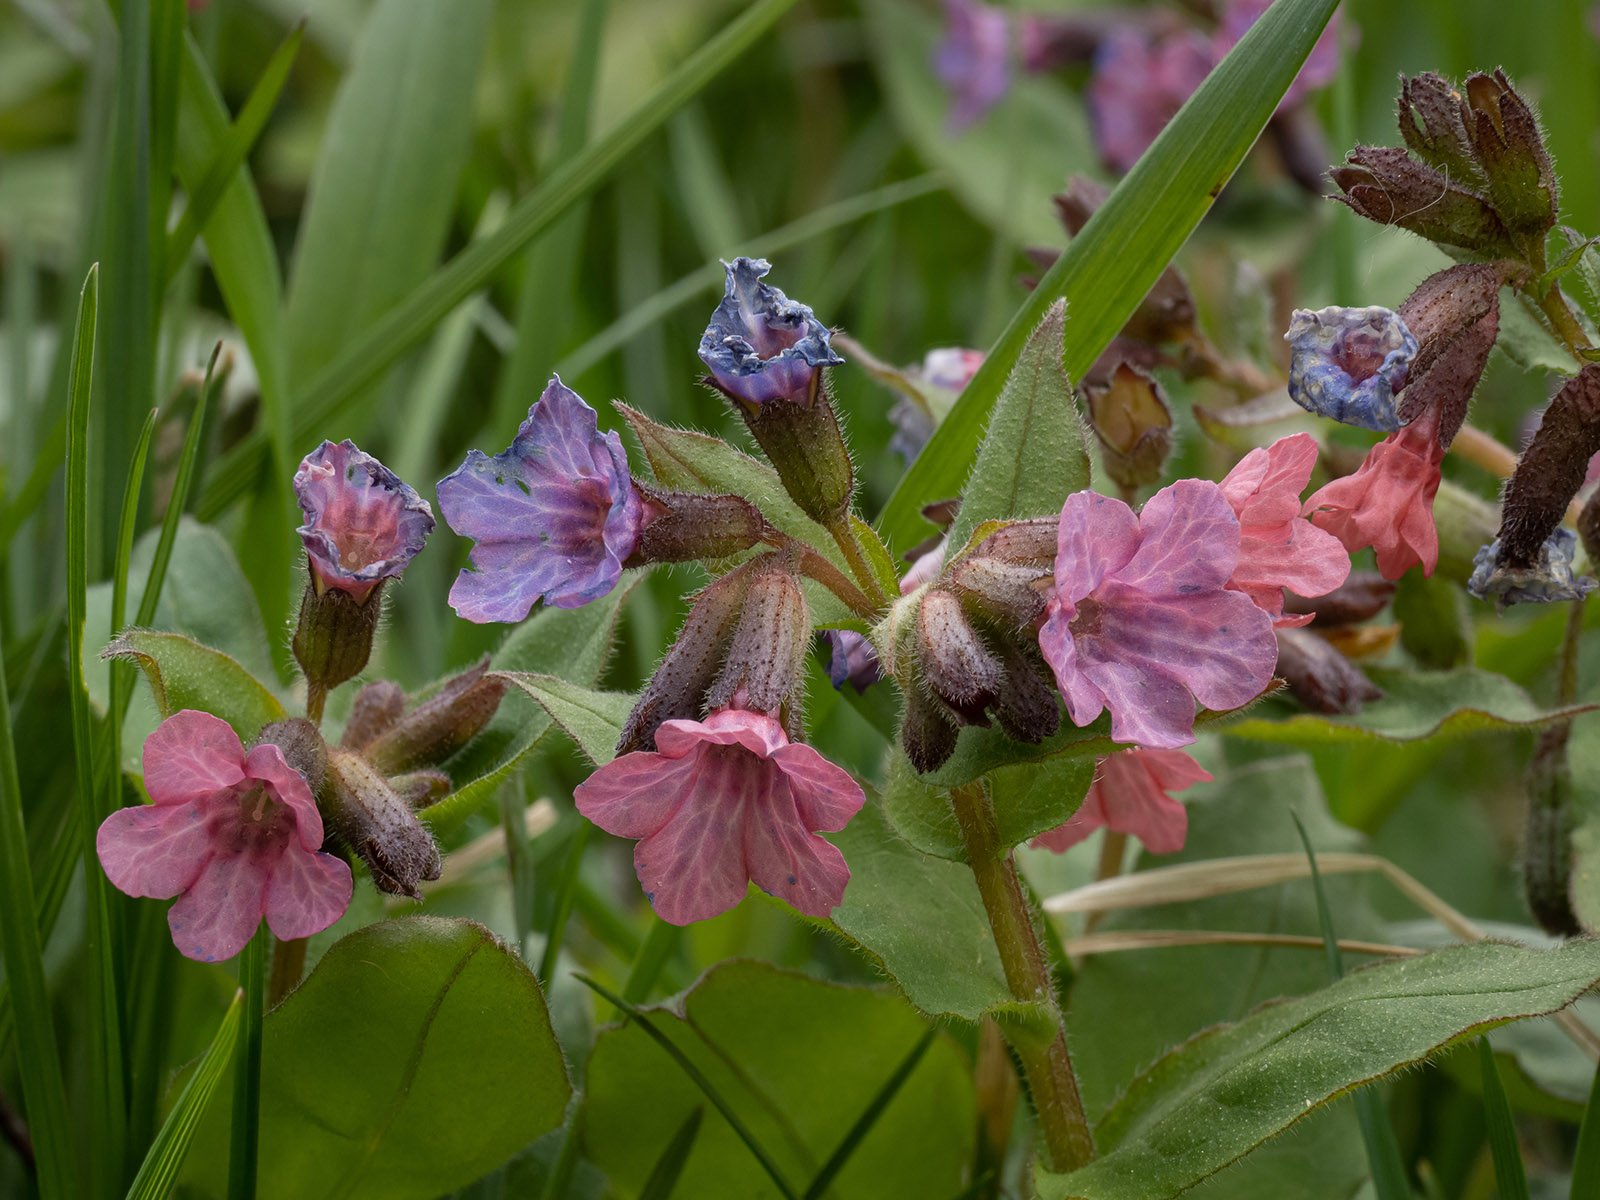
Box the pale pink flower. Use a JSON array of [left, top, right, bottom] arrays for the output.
[[1032, 748, 1211, 855], [97, 711, 352, 963], [1218, 433, 1351, 626], [573, 709, 864, 925], [1039, 480, 1278, 749]]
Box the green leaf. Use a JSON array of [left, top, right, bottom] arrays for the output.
[[1222, 667, 1596, 746], [283, 0, 492, 386], [882, 751, 1094, 860], [181, 917, 571, 1200], [877, 0, 1341, 549], [638, 1108, 705, 1200], [493, 674, 634, 768], [928, 715, 1113, 788], [1477, 1038, 1530, 1200], [105, 630, 285, 744], [583, 961, 975, 1199], [1572, 1060, 1600, 1198], [1039, 940, 1600, 1200], [947, 302, 1088, 552]]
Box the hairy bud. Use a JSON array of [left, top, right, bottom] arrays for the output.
[[738, 390, 856, 526], [292, 582, 383, 693], [1524, 725, 1582, 937], [1496, 365, 1600, 568], [1274, 628, 1383, 715], [389, 770, 452, 810], [707, 566, 811, 714], [1331, 145, 1513, 258], [900, 674, 962, 775], [917, 589, 1003, 722], [255, 718, 327, 794], [1461, 70, 1559, 249], [341, 681, 406, 752], [323, 748, 442, 899], [1086, 364, 1175, 494], [629, 485, 767, 566], [990, 639, 1061, 745], [362, 658, 508, 775], [1397, 72, 1481, 185]]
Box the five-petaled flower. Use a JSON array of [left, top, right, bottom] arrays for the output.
[[1304, 403, 1445, 580], [1218, 433, 1351, 625], [574, 708, 865, 925], [698, 257, 843, 408], [294, 440, 434, 603], [1285, 306, 1418, 432], [1039, 480, 1278, 749], [97, 710, 352, 963], [1032, 748, 1211, 855], [438, 376, 642, 622]]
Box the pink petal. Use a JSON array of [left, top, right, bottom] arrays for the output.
[[1116, 479, 1240, 596], [166, 849, 272, 962], [574, 752, 694, 839], [1135, 748, 1214, 792], [1075, 655, 1202, 748], [264, 846, 354, 941], [769, 743, 865, 832], [1054, 491, 1141, 605], [1104, 783, 1188, 854], [244, 743, 323, 850], [142, 710, 246, 806], [654, 710, 786, 760], [96, 803, 212, 899], [741, 781, 851, 918], [633, 786, 754, 925], [1219, 434, 1319, 530], [1039, 603, 1107, 729], [1031, 791, 1107, 853], [1230, 519, 1350, 613]]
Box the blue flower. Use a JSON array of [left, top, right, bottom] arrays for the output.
[[1284, 306, 1418, 432], [698, 258, 843, 407], [294, 440, 434, 602], [1468, 528, 1597, 605]]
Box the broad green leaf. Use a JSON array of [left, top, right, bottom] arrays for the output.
[[493, 674, 633, 768], [284, 0, 492, 386], [181, 917, 571, 1200], [878, 0, 1342, 549], [863, 0, 1093, 247], [1040, 940, 1600, 1200], [584, 961, 975, 1199], [1393, 569, 1471, 670], [882, 751, 1094, 861], [928, 715, 1113, 787], [946, 302, 1088, 552], [1223, 667, 1596, 745], [104, 630, 285, 746]]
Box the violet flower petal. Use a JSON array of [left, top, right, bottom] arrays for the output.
[[697, 258, 843, 407]]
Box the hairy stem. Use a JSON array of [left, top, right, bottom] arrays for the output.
[[305, 681, 326, 728], [828, 518, 891, 610], [1538, 286, 1595, 359], [950, 783, 1095, 1172]]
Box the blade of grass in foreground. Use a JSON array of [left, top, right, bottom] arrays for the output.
[[876, 0, 1341, 549], [1477, 1038, 1529, 1200], [195, 0, 801, 521], [1573, 1060, 1600, 1198]]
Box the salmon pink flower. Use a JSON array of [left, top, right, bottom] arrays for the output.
[[438, 376, 643, 622], [1040, 481, 1277, 749], [1305, 404, 1445, 579], [574, 709, 864, 925], [1032, 748, 1211, 855], [698, 258, 843, 408], [1285, 306, 1418, 432], [96, 711, 352, 963], [294, 440, 434, 602], [1218, 433, 1351, 625]]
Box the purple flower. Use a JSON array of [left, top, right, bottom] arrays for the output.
[[438, 376, 643, 623], [934, 0, 1014, 131], [1285, 306, 1418, 432], [1088, 27, 1216, 173], [823, 631, 880, 693], [1039, 481, 1278, 749], [1216, 0, 1344, 109], [294, 440, 434, 602], [698, 258, 843, 407]]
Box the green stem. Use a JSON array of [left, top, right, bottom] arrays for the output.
[[949, 784, 1095, 1172], [228, 931, 266, 1200], [1538, 286, 1595, 359], [792, 544, 878, 620], [266, 937, 307, 1007], [304, 681, 326, 728], [827, 519, 890, 609]]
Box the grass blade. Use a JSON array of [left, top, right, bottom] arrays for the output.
[[638, 1107, 704, 1200], [228, 930, 266, 1200], [876, 0, 1341, 549], [104, 407, 158, 839], [573, 973, 801, 1200], [165, 22, 305, 283], [802, 1026, 937, 1200], [125, 988, 243, 1200], [1572, 1059, 1600, 1198], [622, 916, 682, 1006], [194, 0, 802, 521], [537, 822, 593, 985], [1477, 1037, 1529, 1200]]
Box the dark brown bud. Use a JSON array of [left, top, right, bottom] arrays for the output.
[[1524, 725, 1582, 937], [1579, 486, 1600, 566], [1331, 145, 1513, 257], [1283, 572, 1396, 625], [340, 681, 406, 752], [706, 566, 810, 714], [389, 770, 452, 810], [900, 679, 962, 775], [1274, 628, 1383, 715], [292, 580, 383, 692], [1462, 71, 1559, 251], [323, 748, 442, 899], [916, 589, 1003, 721], [1496, 365, 1600, 568], [1397, 263, 1504, 382], [737, 387, 855, 526], [990, 639, 1061, 745], [1397, 72, 1482, 187], [1085, 364, 1175, 494], [628, 485, 767, 567], [255, 718, 327, 794], [363, 657, 508, 775], [1397, 306, 1499, 448]]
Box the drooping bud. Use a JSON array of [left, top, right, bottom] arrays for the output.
[[916, 589, 1004, 723], [1330, 145, 1514, 258], [900, 670, 962, 775], [1284, 306, 1418, 432], [322, 748, 443, 899], [1493, 365, 1600, 569], [822, 631, 881, 693], [1461, 70, 1559, 251], [255, 718, 328, 795], [389, 770, 452, 810], [707, 566, 810, 715], [1085, 363, 1175, 494], [1274, 627, 1383, 715], [1469, 528, 1596, 605], [1579, 485, 1600, 566], [989, 638, 1061, 744], [1283, 572, 1396, 625], [627, 485, 767, 567], [360, 658, 508, 775], [340, 681, 406, 752]]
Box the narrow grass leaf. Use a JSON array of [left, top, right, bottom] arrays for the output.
[[1572, 1060, 1600, 1198], [802, 1026, 937, 1200], [228, 930, 266, 1200], [638, 1108, 705, 1200], [536, 821, 593, 986], [623, 916, 683, 1006], [1478, 1038, 1530, 1200]]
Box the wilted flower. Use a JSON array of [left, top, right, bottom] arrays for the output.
[[1032, 748, 1211, 855], [438, 377, 642, 622], [1040, 481, 1278, 749], [1285, 307, 1418, 432], [823, 630, 880, 693], [96, 710, 352, 963], [1469, 529, 1597, 605], [1088, 27, 1214, 173], [1305, 404, 1445, 580], [1218, 433, 1351, 625], [698, 257, 843, 408], [574, 709, 865, 925], [294, 440, 434, 603]]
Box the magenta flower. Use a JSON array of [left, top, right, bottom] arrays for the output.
[[1039, 481, 1278, 749], [294, 440, 434, 602], [438, 376, 643, 622], [1285, 307, 1418, 432], [698, 258, 843, 407], [96, 711, 352, 963], [934, 0, 1014, 131], [1087, 27, 1216, 173], [1216, 0, 1343, 109], [1032, 748, 1211, 855], [573, 709, 865, 925], [1218, 433, 1351, 626]]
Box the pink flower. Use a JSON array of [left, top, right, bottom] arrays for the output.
[[1039, 480, 1278, 749], [96, 711, 353, 963], [1216, 1, 1344, 109], [1032, 748, 1211, 855], [573, 709, 864, 925], [1304, 405, 1445, 580], [1218, 433, 1351, 626], [1088, 28, 1216, 173], [294, 440, 434, 603]]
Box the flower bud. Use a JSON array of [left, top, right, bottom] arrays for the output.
[[822, 631, 881, 693], [322, 747, 442, 899], [1579, 486, 1600, 566], [1284, 306, 1417, 432], [739, 394, 856, 527], [1461, 70, 1559, 249], [1274, 627, 1382, 715], [341, 680, 406, 752], [628, 486, 767, 566], [1085, 363, 1174, 494], [989, 638, 1061, 744], [1282, 572, 1396, 625], [1397, 72, 1480, 187], [292, 584, 384, 694], [916, 589, 1004, 723], [900, 671, 962, 775], [1331, 145, 1514, 258], [389, 770, 452, 810], [1524, 725, 1582, 937], [946, 555, 1050, 629], [707, 566, 811, 716], [1494, 365, 1600, 569], [1395, 264, 1503, 383], [361, 658, 508, 775], [255, 718, 327, 794]]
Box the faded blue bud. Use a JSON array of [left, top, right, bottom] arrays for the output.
[[698, 257, 843, 408], [1285, 306, 1419, 432], [1468, 528, 1597, 605], [822, 631, 880, 693]]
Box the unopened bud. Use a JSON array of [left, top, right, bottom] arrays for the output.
[[1331, 145, 1514, 258], [1274, 628, 1382, 715], [629, 486, 766, 566], [707, 567, 810, 714], [1495, 365, 1600, 568], [341, 680, 406, 752], [1524, 725, 1582, 937], [1397, 72, 1481, 186], [1086, 364, 1174, 494], [389, 770, 452, 810], [900, 677, 962, 775], [363, 658, 508, 775], [990, 640, 1061, 745], [255, 718, 327, 794], [1283, 572, 1395, 625], [323, 748, 442, 899], [1579, 487, 1600, 565], [947, 555, 1049, 629], [917, 589, 1003, 722], [1462, 70, 1559, 250], [1469, 528, 1596, 606], [292, 582, 383, 692]]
